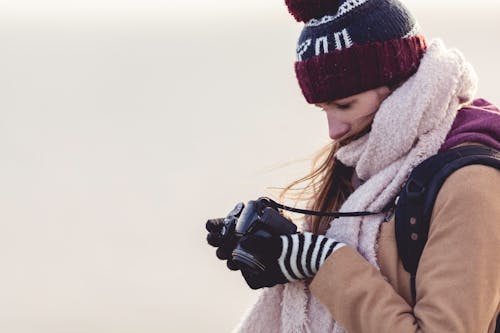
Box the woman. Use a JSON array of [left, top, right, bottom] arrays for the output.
[[206, 0, 500, 332]]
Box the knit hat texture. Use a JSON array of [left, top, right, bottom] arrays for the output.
[[287, 0, 427, 103]]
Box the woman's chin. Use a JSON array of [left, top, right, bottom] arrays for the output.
[[337, 125, 372, 146]]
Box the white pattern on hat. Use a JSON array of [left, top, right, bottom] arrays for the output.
[[306, 0, 369, 27], [297, 38, 312, 61]]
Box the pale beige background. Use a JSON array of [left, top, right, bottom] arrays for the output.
[[0, 1, 498, 332]]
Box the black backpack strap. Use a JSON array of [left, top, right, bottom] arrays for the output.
[[394, 144, 500, 304]]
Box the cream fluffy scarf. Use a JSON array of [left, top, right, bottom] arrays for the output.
[[233, 39, 478, 333]]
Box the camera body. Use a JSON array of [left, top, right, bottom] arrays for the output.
[[215, 197, 297, 274]]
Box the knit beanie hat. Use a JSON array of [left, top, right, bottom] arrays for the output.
[[287, 0, 428, 103]]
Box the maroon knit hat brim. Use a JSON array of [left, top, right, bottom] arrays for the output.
[[295, 35, 428, 104]]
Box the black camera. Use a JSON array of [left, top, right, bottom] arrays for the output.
[[207, 197, 297, 274]]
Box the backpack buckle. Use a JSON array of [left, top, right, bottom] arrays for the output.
[[405, 178, 426, 200]]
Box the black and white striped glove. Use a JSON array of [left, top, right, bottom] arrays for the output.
[[237, 232, 345, 289]]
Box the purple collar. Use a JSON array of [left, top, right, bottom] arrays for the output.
[[440, 98, 500, 152]]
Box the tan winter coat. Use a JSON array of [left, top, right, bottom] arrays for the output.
[[309, 163, 500, 332]]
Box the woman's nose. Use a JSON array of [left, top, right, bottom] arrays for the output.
[[329, 122, 351, 140], [327, 114, 351, 140]]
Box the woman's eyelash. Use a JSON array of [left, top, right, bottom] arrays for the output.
[[315, 102, 351, 110]]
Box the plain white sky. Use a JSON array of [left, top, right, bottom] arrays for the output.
[[1, 0, 498, 14]]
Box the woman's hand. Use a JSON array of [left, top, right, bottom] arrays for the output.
[[237, 232, 345, 289], [205, 218, 240, 271]]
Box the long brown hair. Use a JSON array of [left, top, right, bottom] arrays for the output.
[[278, 141, 355, 235]]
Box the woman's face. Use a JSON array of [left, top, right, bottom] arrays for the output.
[[315, 86, 391, 142]]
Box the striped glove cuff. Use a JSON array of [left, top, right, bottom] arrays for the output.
[[278, 232, 345, 281]]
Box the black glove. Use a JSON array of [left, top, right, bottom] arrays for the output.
[[237, 232, 346, 289], [206, 218, 240, 271]]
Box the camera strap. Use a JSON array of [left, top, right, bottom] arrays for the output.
[[265, 197, 391, 218]]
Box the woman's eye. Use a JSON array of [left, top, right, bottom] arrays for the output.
[[337, 104, 351, 110]]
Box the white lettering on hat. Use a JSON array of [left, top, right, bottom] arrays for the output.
[[297, 39, 312, 61], [333, 28, 352, 50], [342, 28, 353, 48], [315, 36, 329, 56], [297, 29, 353, 60]]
